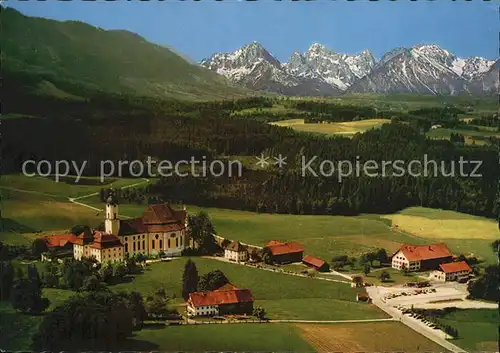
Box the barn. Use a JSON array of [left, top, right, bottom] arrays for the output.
[[302, 255, 330, 272], [264, 240, 304, 264]]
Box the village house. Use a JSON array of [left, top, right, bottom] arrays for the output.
[[224, 240, 248, 263], [391, 243, 453, 272], [187, 283, 254, 317], [430, 261, 472, 282], [73, 231, 124, 263], [302, 254, 330, 272], [42, 196, 190, 263], [264, 240, 304, 264]]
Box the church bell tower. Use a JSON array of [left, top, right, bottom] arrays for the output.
[[104, 192, 120, 236]]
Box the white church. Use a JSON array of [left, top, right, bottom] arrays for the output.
[[72, 195, 190, 263]]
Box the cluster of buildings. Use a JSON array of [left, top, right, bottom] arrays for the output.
[[40, 196, 191, 264], [223, 239, 330, 272], [391, 243, 472, 282]]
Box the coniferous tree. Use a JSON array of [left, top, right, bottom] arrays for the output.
[[182, 259, 198, 301]]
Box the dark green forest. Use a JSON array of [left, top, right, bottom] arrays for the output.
[[2, 68, 499, 219]]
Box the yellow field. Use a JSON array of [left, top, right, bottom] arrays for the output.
[[295, 322, 447, 353], [382, 207, 498, 240], [272, 118, 390, 136]]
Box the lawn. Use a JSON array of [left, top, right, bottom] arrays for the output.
[[382, 207, 498, 262], [123, 323, 314, 352], [437, 309, 499, 352], [0, 174, 147, 198], [111, 257, 381, 320], [1, 188, 103, 234], [81, 198, 499, 264], [295, 321, 448, 353], [272, 118, 390, 136], [426, 127, 499, 145]]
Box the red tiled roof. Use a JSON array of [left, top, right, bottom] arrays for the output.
[[266, 240, 281, 246], [302, 255, 326, 269], [398, 243, 452, 262], [118, 203, 186, 236], [214, 283, 239, 291], [439, 261, 472, 274], [142, 204, 186, 225], [44, 234, 78, 248], [265, 241, 304, 256], [226, 240, 247, 252], [188, 288, 254, 307], [89, 231, 123, 249]]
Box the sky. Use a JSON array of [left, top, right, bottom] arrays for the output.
[[5, 0, 498, 62]]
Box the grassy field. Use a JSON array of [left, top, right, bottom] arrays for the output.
[[437, 309, 499, 352], [0, 174, 150, 241], [272, 118, 390, 136], [1, 187, 103, 236], [124, 323, 314, 352], [111, 257, 386, 320], [79, 196, 499, 264], [0, 174, 147, 198], [426, 126, 499, 145], [295, 322, 448, 353]]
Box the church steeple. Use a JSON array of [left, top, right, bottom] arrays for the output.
[[105, 189, 120, 235]]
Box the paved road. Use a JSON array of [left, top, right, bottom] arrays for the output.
[[366, 286, 467, 353]]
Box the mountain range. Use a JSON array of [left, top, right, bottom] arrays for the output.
[[2, 7, 497, 100], [201, 42, 498, 96]]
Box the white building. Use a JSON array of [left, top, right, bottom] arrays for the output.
[[104, 195, 190, 258], [430, 261, 472, 282], [391, 243, 453, 272], [224, 240, 248, 263]]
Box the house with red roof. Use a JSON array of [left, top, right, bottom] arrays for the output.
[[430, 261, 472, 282], [264, 240, 304, 264], [391, 243, 453, 272], [302, 255, 330, 272], [187, 283, 254, 317]]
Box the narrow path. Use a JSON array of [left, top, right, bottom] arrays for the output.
[[203, 256, 351, 284], [269, 318, 395, 323], [2, 178, 151, 217]]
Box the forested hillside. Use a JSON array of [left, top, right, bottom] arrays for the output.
[[0, 7, 251, 100], [2, 73, 499, 219]]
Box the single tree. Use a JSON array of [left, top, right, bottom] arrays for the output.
[[363, 263, 371, 276], [0, 261, 15, 301], [198, 270, 229, 292], [379, 270, 391, 282], [182, 259, 199, 301], [31, 239, 48, 258]]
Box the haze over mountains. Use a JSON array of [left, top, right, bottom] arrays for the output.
[[201, 42, 498, 96]]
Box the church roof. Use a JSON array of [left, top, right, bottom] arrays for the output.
[[117, 203, 187, 236], [89, 231, 122, 249]]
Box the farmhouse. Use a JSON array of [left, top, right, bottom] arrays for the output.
[[187, 283, 254, 317], [430, 261, 472, 282], [302, 255, 330, 272], [391, 243, 453, 272], [224, 240, 248, 263], [264, 240, 304, 264]]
